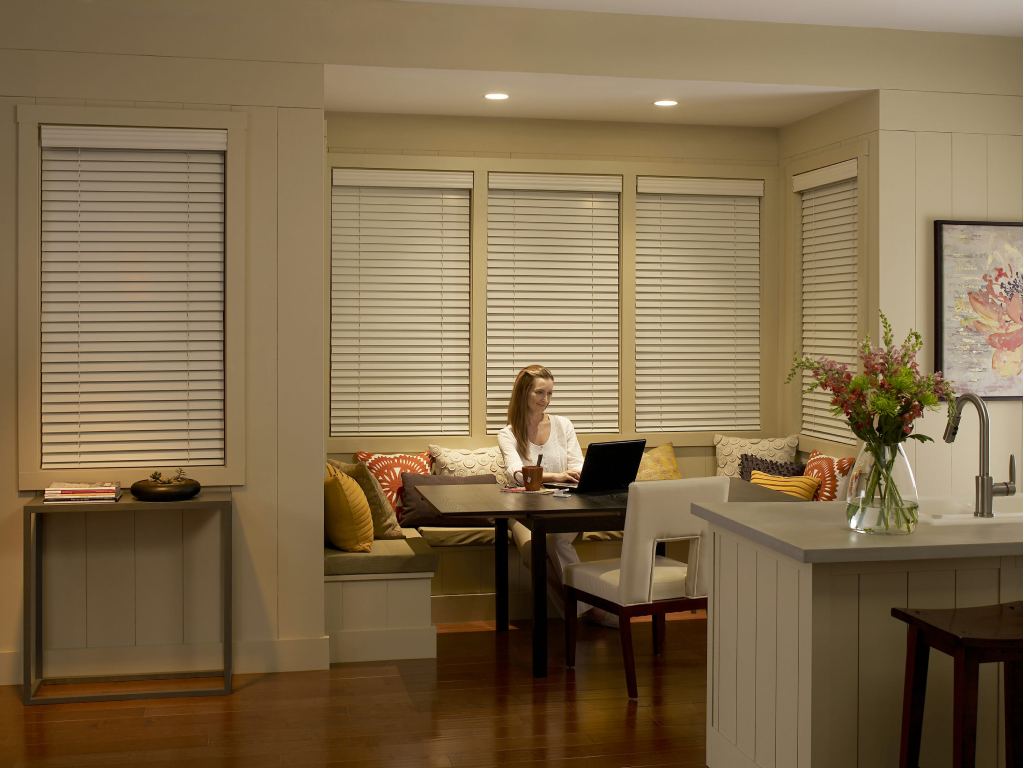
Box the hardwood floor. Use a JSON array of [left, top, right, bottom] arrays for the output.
[[0, 615, 708, 768]]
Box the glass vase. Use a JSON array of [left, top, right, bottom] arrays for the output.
[[845, 442, 919, 534]]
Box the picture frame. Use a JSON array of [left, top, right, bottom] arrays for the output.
[[934, 220, 1023, 400]]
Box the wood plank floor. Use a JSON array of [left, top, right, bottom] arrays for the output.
[[0, 615, 708, 768]]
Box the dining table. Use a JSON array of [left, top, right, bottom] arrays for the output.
[[415, 483, 630, 677]]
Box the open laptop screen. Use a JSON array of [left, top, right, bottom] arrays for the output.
[[546, 439, 646, 494]]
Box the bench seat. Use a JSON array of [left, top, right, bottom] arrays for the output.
[[324, 529, 438, 663]]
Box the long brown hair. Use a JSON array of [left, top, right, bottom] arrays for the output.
[[507, 365, 554, 461]]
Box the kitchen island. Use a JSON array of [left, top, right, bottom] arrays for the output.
[[692, 498, 1022, 768]]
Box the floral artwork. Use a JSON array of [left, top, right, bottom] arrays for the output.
[[935, 221, 1023, 399]]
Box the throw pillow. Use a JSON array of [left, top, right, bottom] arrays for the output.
[[803, 450, 857, 501], [635, 443, 683, 481], [429, 444, 510, 487], [400, 472, 497, 528], [739, 453, 805, 482], [749, 470, 820, 501], [354, 451, 432, 516], [327, 460, 404, 539], [714, 434, 799, 478], [324, 472, 374, 552]]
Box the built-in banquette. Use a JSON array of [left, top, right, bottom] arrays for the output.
[[323, 436, 858, 663]]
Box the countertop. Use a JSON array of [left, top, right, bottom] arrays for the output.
[[692, 497, 1023, 563]]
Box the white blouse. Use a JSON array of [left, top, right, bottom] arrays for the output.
[[497, 414, 584, 484]]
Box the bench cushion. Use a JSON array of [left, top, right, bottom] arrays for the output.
[[324, 530, 437, 576]]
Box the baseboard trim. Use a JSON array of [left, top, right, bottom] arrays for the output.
[[329, 627, 435, 663], [0, 636, 331, 684]]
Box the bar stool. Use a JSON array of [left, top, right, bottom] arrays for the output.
[[891, 601, 1022, 768]]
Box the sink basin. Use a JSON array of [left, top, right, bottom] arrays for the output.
[[918, 496, 1024, 525]]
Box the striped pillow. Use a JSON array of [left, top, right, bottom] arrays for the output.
[[749, 470, 820, 500]]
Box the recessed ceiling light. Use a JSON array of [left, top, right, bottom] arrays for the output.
[[654, 99, 678, 107], [485, 92, 510, 101]]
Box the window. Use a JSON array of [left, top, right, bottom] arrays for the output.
[[485, 173, 621, 433], [635, 177, 763, 432], [329, 169, 472, 436], [38, 125, 228, 469], [794, 160, 859, 444]]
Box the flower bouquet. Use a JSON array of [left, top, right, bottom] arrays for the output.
[[788, 314, 956, 534]]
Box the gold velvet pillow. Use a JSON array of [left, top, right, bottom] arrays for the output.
[[324, 472, 374, 553], [635, 443, 683, 481], [749, 470, 820, 501], [326, 460, 404, 539]]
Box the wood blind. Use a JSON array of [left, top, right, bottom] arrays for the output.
[[485, 173, 621, 433], [799, 174, 859, 444], [330, 169, 472, 436], [39, 126, 227, 468], [635, 182, 762, 432]]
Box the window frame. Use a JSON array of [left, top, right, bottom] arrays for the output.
[[324, 152, 778, 454], [784, 143, 873, 455], [17, 104, 247, 489]]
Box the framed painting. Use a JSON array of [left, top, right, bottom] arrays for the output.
[[934, 220, 1022, 399]]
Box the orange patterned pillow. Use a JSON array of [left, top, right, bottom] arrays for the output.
[[354, 451, 432, 514], [803, 450, 856, 501]]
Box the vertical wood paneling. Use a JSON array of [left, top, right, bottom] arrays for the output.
[[85, 510, 134, 647], [909, 569, 957, 768], [877, 131, 917, 335], [41, 511, 87, 650], [718, 535, 739, 743], [914, 132, 952, 373], [811, 569, 859, 768], [736, 542, 757, 758], [1000, 557, 1023, 602], [711, 531, 720, 731], [951, 133, 988, 218], [857, 571, 908, 768], [987, 134, 1022, 219], [776, 560, 800, 768], [183, 510, 221, 643], [134, 509, 183, 646], [754, 551, 777, 767], [957, 567, 1001, 768], [231, 105, 278, 643], [276, 106, 326, 644], [797, 565, 813, 768]]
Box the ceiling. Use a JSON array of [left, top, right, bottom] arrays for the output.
[[324, 0, 1019, 127]]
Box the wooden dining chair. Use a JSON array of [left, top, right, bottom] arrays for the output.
[[563, 476, 729, 699]]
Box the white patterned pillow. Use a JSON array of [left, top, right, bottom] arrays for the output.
[[714, 434, 799, 478], [429, 444, 509, 487]]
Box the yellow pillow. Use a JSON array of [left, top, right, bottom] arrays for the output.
[[749, 470, 820, 501], [635, 443, 683, 481], [324, 472, 374, 552]]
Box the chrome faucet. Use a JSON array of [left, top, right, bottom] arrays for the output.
[[943, 393, 1017, 517]]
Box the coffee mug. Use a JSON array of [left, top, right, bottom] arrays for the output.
[[522, 465, 543, 491]]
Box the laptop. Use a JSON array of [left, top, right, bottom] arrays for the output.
[[544, 439, 646, 494]]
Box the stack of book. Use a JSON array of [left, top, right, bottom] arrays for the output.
[[43, 482, 122, 504]]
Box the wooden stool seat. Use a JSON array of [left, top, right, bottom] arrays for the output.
[[891, 601, 1022, 768]]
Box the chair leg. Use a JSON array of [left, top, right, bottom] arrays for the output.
[[618, 614, 638, 699], [899, 625, 930, 768], [953, 647, 980, 768], [1004, 660, 1021, 768], [565, 588, 577, 668], [652, 613, 666, 656]]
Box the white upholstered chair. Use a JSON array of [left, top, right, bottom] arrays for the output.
[[563, 476, 729, 699]]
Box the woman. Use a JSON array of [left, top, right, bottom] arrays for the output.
[[497, 365, 615, 627]]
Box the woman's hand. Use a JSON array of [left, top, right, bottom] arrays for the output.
[[546, 470, 580, 483]]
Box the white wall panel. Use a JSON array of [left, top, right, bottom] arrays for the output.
[[41, 511, 87, 650], [85, 510, 134, 647], [134, 509, 183, 646]]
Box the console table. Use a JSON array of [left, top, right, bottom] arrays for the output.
[[23, 490, 233, 704]]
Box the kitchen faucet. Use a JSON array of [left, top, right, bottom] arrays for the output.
[[942, 393, 1017, 517]]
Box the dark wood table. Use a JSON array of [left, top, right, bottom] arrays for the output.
[[417, 478, 801, 678], [416, 483, 629, 677]]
